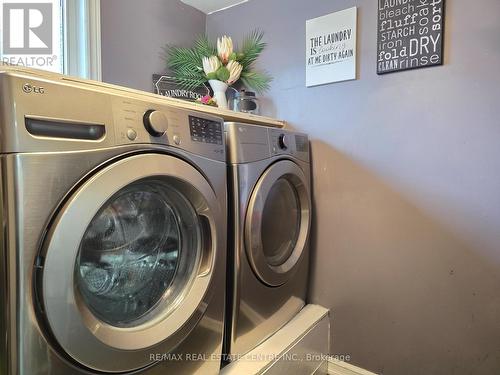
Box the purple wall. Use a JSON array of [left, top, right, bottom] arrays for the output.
[[100, 0, 205, 91], [208, 0, 500, 374]]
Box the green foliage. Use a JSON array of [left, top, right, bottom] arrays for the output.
[[163, 46, 201, 75], [206, 72, 217, 80], [162, 30, 272, 92], [162, 43, 205, 90], [193, 35, 217, 58], [241, 71, 272, 94], [239, 30, 267, 70], [173, 74, 207, 92], [216, 66, 230, 82]]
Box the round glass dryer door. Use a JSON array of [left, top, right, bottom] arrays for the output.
[[245, 160, 311, 287], [41, 154, 219, 373], [261, 178, 301, 267]]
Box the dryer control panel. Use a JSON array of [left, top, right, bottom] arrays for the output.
[[225, 122, 310, 164], [268, 128, 310, 162]]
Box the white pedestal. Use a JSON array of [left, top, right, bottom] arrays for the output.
[[221, 305, 330, 375]]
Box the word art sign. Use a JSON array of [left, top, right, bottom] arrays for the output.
[[377, 0, 445, 74], [306, 7, 357, 87], [153, 75, 210, 101]]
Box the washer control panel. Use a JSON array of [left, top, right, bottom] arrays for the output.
[[143, 110, 169, 137], [112, 98, 225, 161], [189, 116, 223, 145]]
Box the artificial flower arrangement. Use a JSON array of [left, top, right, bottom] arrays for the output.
[[163, 31, 272, 109], [196, 95, 217, 107]]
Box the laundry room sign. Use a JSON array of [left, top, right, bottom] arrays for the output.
[[153, 74, 210, 101], [377, 0, 445, 74], [306, 7, 357, 87]]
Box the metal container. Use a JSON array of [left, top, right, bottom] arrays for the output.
[[231, 90, 260, 115]]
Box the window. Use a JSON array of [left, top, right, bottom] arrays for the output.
[[0, 0, 101, 80], [63, 0, 101, 80]]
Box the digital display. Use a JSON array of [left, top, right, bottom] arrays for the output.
[[295, 135, 309, 152], [189, 116, 223, 145]]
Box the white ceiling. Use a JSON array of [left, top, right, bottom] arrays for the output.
[[180, 0, 248, 14]]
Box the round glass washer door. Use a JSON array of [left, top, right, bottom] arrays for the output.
[[76, 179, 199, 328], [245, 160, 311, 287], [41, 153, 219, 373]]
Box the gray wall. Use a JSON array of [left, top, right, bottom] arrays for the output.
[[100, 0, 206, 91], [207, 1, 500, 374]]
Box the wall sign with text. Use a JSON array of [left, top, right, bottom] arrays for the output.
[[306, 7, 357, 87], [377, 0, 445, 74], [153, 75, 210, 101]]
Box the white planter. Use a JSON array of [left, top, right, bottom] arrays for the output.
[[209, 79, 229, 110]]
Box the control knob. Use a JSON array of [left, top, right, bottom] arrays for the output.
[[278, 134, 288, 150], [143, 110, 168, 137]]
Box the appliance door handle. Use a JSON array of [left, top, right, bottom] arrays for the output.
[[198, 214, 215, 278]]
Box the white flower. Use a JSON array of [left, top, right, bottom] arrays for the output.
[[202, 56, 221, 75], [217, 36, 233, 64], [226, 60, 243, 85]]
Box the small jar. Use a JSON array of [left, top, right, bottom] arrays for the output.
[[233, 90, 260, 115]]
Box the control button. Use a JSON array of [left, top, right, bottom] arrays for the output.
[[143, 110, 168, 137], [173, 135, 181, 145], [126, 128, 137, 141], [278, 134, 288, 150]]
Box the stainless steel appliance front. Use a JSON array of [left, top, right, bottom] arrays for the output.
[[245, 159, 311, 287], [224, 122, 312, 360], [0, 66, 227, 374], [41, 153, 218, 372]]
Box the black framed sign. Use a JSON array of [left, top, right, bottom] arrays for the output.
[[152, 75, 210, 101], [377, 0, 445, 74]]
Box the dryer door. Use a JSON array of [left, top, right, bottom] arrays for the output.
[[245, 160, 311, 287], [40, 153, 220, 373]]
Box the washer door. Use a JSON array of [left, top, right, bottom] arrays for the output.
[[245, 160, 311, 287], [41, 153, 219, 373]]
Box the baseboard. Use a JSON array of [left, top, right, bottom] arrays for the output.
[[328, 359, 377, 375]]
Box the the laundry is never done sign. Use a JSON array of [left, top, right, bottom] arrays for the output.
[[306, 7, 357, 87]]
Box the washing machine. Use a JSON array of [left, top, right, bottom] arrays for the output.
[[0, 66, 227, 374], [224, 122, 312, 360]]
